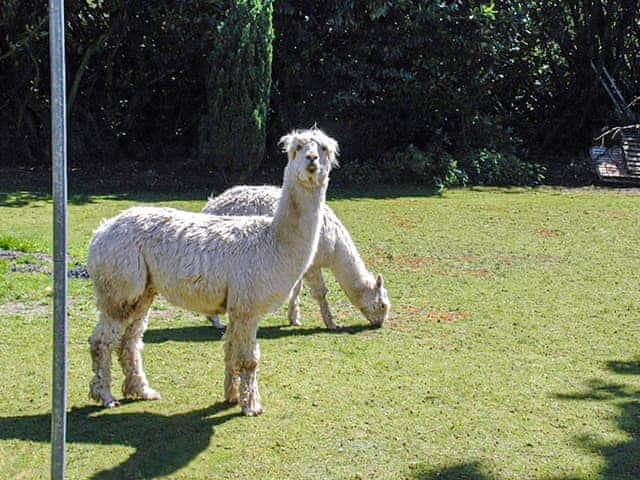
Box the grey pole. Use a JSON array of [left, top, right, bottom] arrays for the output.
[[49, 0, 68, 478]]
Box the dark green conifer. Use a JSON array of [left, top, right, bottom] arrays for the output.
[[199, 0, 274, 184]]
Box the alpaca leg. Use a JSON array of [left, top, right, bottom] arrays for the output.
[[89, 314, 125, 407], [287, 280, 303, 326], [223, 321, 240, 404], [208, 315, 226, 330], [227, 316, 262, 416], [305, 268, 338, 329], [118, 312, 161, 401]]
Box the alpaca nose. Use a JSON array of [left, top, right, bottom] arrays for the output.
[[306, 154, 319, 173]]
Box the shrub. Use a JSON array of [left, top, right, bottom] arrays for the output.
[[463, 148, 545, 186], [337, 143, 544, 188], [337, 144, 466, 189], [199, 0, 274, 185]]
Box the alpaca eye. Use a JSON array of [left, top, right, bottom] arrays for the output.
[[321, 146, 328, 152], [295, 144, 302, 152]]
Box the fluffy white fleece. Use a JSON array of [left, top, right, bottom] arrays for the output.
[[202, 185, 390, 329], [86, 128, 338, 416]]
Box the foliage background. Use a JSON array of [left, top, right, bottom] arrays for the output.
[[1, 1, 638, 187]]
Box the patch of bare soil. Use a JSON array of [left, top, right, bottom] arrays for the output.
[[389, 304, 471, 332], [496, 254, 566, 265], [370, 246, 571, 281], [0, 300, 50, 317], [1, 250, 89, 278], [0, 250, 51, 262], [560, 186, 640, 195], [461, 267, 491, 277], [532, 229, 562, 238], [426, 310, 471, 322], [390, 215, 419, 228], [369, 250, 493, 278], [393, 198, 427, 207], [582, 209, 631, 218], [601, 211, 630, 218]]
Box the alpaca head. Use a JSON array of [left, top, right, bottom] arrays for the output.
[[360, 274, 390, 327], [279, 128, 339, 190]]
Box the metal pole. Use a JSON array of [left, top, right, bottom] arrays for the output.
[[49, 0, 68, 478]]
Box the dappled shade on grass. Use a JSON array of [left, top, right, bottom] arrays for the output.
[[555, 358, 640, 480], [0, 403, 240, 479], [2, 187, 640, 478]]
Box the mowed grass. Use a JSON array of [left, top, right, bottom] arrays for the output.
[[0, 186, 639, 479]]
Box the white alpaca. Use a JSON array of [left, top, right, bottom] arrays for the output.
[[202, 186, 390, 330], [86, 128, 338, 416]]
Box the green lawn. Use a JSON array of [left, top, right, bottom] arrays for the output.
[[0, 186, 639, 479]]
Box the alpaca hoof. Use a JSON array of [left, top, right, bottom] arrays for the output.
[[211, 321, 226, 331], [123, 382, 161, 401], [224, 390, 240, 404], [288, 310, 301, 326], [225, 376, 241, 404], [241, 392, 263, 416], [242, 405, 263, 417], [225, 391, 240, 404], [90, 387, 119, 408], [208, 316, 226, 330], [140, 388, 161, 401], [323, 315, 340, 330]]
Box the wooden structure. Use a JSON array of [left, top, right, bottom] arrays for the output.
[[591, 129, 640, 184], [590, 63, 640, 184]]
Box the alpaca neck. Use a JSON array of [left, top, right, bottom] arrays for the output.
[[330, 223, 376, 307], [272, 171, 326, 273]]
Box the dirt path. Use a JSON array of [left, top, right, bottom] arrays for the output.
[[0, 249, 89, 278]]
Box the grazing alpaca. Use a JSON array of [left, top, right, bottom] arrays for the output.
[[202, 186, 390, 329], [86, 128, 338, 416]]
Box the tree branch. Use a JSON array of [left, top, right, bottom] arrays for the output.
[[67, 28, 113, 118]]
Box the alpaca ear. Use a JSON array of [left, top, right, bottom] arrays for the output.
[[310, 128, 339, 167], [375, 274, 384, 289], [279, 133, 294, 154], [328, 141, 340, 168], [286, 147, 296, 162]]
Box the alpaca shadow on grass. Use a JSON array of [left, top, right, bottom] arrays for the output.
[[0, 402, 240, 479], [410, 461, 493, 480], [143, 323, 373, 344], [553, 357, 640, 480]]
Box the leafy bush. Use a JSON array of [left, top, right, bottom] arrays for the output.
[[463, 148, 545, 186], [337, 144, 464, 189], [2, 0, 638, 186], [337, 143, 543, 188], [0, 1, 226, 165], [386, 145, 467, 188]]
